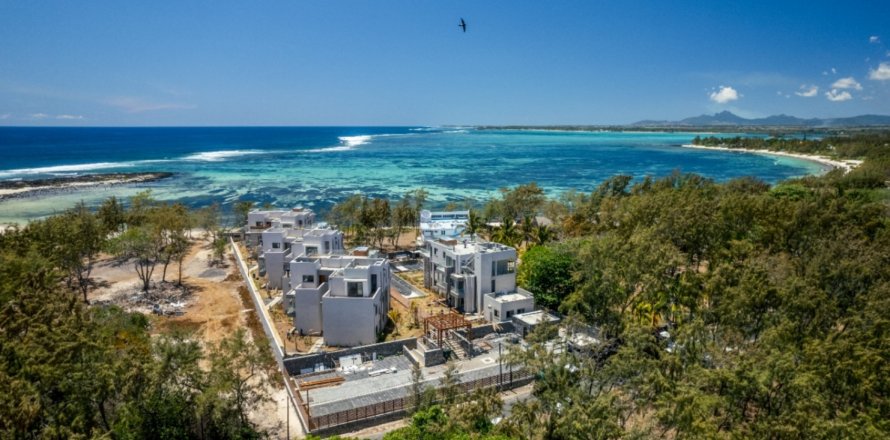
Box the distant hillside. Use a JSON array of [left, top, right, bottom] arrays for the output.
[[633, 111, 890, 127]]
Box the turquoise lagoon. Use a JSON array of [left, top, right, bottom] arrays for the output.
[[0, 127, 826, 224]]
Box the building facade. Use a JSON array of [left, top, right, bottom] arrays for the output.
[[287, 254, 391, 347], [422, 238, 535, 323]]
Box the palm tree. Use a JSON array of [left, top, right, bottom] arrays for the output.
[[492, 217, 521, 248], [466, 209, 484, 240], [531, 224, 554, 246], [519, 215, 536, 249]]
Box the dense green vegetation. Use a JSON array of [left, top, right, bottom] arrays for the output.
[[460, 132, 890, 438], [0, 194, 271, 439]]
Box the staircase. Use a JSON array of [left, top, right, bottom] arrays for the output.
[[443, 337, 467, 360]]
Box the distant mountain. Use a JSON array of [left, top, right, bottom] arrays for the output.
[[633, 111, 890, 127]]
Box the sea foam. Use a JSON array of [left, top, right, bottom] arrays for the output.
[[306, 135, 374, 153], [0, 162, 129, 178], [183, 150, 263, 161]]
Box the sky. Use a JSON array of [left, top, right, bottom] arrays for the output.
[[0, 1, 888, 126]]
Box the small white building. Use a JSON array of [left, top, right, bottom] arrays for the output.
[[246, 207, 316, 248], [421, 238, 536, 323], [419, 210, 469, 244], [286, 254, 391, 347]]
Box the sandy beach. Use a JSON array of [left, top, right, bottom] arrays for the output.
[[681, 144, 863, 173]]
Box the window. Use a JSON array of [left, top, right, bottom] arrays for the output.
[[491, 279, 496, 293], [347, 281, 363, 297], [324, 241, 330, 253], [272, 242, 281, 249], [506, 310, 513, 319], [516, 308, 525, 314], [371, 274, 378, 294], [492, 260, 514, 276], [494, 309, 499, 318], [302, 275, 315, 283], [306, 246, 318, 256]]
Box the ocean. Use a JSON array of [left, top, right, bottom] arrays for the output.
[[0, 127, 826, 224]]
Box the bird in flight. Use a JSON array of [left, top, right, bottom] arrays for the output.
[[459, 18, 466, 32]]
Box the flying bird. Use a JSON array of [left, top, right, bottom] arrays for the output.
[[459, 18, 466, 32]]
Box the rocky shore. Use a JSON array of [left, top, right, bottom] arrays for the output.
[[0, 172, 174, 201]]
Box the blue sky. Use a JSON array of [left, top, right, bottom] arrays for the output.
[[1, 1, 888, 126]]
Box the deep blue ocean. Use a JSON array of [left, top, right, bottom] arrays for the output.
[[0, 127, 824, 224]]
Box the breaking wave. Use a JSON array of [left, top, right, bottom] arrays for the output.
[[183, 150, 264, 161]]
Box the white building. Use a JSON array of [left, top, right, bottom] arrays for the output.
[[286, 254, 391, 347], [246, 207, 345, 291], [422, 238, 536, 323], [246, 207, 316, 248], [419, 210, 469, 244]]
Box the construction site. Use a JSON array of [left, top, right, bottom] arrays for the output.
[[282, 318, 533, 434]]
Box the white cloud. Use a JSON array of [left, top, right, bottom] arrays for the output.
[[831, 77, 862, 90], [56, 114, 84, 120], [795, 85, 819, 97], [709, 86, 740, 104], [825, 89, 853, 102], [831, 67, 837, 74], [30, 113, 49, 119], [106, 96, 196, 113], [870, 36, 881, 44], [869, 62, 890, 80]]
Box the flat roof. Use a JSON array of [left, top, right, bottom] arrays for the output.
[[514, 310, 560, 325], [301, 336, 516, 417]]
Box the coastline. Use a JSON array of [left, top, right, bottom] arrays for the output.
[[0, 172, 174, 201], [681, 144, 863, 173]]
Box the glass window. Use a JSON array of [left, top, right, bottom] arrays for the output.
[[272, 242, 281, 249], [302, 275, 314, 283], [306, 246, 318, 256], [493, 260, 514, 276], [347, 281, 363, 297]]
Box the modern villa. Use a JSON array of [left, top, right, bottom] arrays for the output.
[[247, 207, 389, 347], [247, 207, 345, 291], [420, 237, 536, 323], [285, 253, 390, 347], [418, 210, 469, 243]]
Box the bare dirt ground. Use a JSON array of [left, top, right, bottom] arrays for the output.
[[90, 240, 245, 344], [89, 237, 302, 437]]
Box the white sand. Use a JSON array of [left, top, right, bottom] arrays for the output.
[[682, 144, 863, 173]]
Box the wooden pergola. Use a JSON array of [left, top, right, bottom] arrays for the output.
[[424, 312, 472, 347]]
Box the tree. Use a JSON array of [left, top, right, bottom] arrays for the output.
[[388, 309, 402, 336], [57, 202, 105, 302], [517, 244, 577, 309], [491, 217, 521, 248], [108, 225, 163, 292], [233, 200, 255, 229], [439, 361, 462, 409], [466, 209, 484, 240], [202, 329, 272, 438], [98, 196, 126, 235]]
